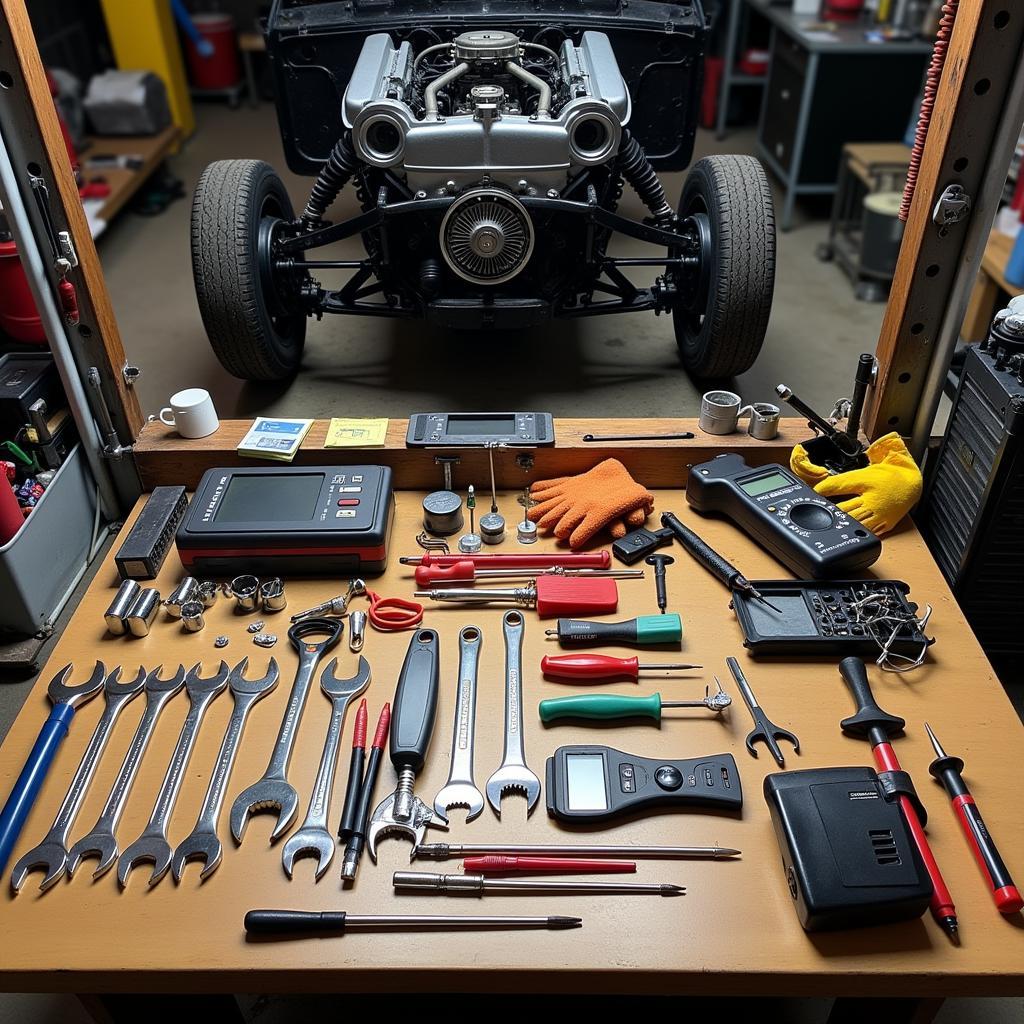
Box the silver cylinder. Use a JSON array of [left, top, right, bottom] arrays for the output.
[[180, 600, 205, 633], [126, 588, 161, 637], [349, 610, 367, 653], [230, 574, 261, 612], [105, 580, 141, 635], [479, 512, 505, 546], [165, 577, 200, 618], [197, 580, 219, 608], [260, 578, 287, 612], [699, 390, 742, 435]]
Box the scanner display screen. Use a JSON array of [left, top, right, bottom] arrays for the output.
[[565, 753, 608, 811], [446, 414, 517, 435], [215, 473, 323, 523]]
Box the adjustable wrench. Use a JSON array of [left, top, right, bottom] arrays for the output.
[[11, 666, 146, 893], [68, 665, 186, 879], [117, 662, 229, 888], [170, 657, 279, 883], [486, 611, 541, 817], [0, 661, 106, 878], [433, 625, 484, 822], [281, 656, 371, 880], [230, 618, 343, 844], [368, 629, 448, 859]]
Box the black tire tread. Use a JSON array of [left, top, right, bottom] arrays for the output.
[[191, 159, 305, 381], [675, 154, 775, 379]]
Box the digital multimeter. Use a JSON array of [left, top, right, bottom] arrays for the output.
[[175, 465, 394, 576], [545, 745, 742, 824], [685, 453, 881, 579]]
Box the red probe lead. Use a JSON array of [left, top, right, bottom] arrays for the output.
[[464, 856, 637, 875], [400, 552, 611, 569]]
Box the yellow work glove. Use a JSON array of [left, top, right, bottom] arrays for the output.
[[789, 433, 922, 536], [528, 459, 655, 548]]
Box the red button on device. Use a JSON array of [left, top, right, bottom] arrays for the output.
[[337, 498, 360, 507]]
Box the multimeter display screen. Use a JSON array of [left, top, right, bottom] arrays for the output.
[[565, 754, 608, 810], [215, 474, 323, 523], [446, 414, 516, 435], [739, 471, 793, 497]]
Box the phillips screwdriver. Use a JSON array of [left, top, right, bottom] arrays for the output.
[[340, 702, 390, 881], [394, 872, 685, 896], [660, 512, 780, 612], [539, 683, 731, 723], [414, 562, 643, 586], [416, 576, 618, 617], [924, 723, 1023, 915], [337, 700, 367, 842], [244, 910, 582, 936], [541, 654, 702, 683], [545, 614, 683, 646], [415, 842, 741, 859], [400, 552, 611, 568], [463, 856, 636, 874]]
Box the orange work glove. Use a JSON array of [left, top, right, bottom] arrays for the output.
[[528, 459, 655, 549]]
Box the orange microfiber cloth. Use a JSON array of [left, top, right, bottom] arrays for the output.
[[528, 459, 655, 549]]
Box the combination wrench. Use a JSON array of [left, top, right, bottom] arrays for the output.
[[485, 611, 541, 817], [281, 656, 371, 880], [433, 625, 485, 822], [170, 657, 280, 883], [117, 662, 229, 888], [230, 618, 343, 844], [67, 665, 187, 880], [11, 666, 147, 893]]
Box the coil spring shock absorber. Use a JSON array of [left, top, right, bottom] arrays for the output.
[[618, 130, 673, 227], [302, 132, 359, 229]]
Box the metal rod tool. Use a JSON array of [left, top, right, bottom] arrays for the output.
[[244, 910, 582, 935], [393, 872, 685, 896], [415, 842, 740, 859]]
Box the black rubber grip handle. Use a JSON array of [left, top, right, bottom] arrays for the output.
[[337, 746, 364, 841], [244, 910, 347, 935], [838, 656, 905, 740], [555, 618, 638, 644], [390, 629, 440, 772], [660, 512, 738, 588]]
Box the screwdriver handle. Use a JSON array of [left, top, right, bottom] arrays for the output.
[[534, 575, 618, 617], [660, 512, 739, 588], [838, 657, 905, 743], [539, 692, 662, 723], [390, 629, 440, 771], [414, 561, 475, 585], [541, 654, 639, 682], [245, 910, 347, 935], [549, 614, 682, 646], [413, 552, 611, 568]]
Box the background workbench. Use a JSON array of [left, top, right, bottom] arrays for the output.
[[0, 491, 1022, 997]]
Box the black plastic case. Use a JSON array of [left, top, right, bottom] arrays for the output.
[[764, 768, 931, 932]]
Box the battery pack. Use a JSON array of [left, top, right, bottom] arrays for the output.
[[764, 767, 931, 932]]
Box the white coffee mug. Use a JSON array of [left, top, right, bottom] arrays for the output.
[[159, 388, 219, 438]]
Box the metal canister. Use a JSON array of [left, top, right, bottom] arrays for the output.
[[126, 588, 161, 637], [230, 574, 261, 612], [165, 577, 200, 618], [740, 402, 781, 441], [699, 390, 742, 435], [260, 577, 287, 612], [198, 580, 219, 608], [180, 600, 205, 633], [105, 580, 141, 635]]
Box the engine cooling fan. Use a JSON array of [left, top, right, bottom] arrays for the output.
[[440, 189, 534, 285]]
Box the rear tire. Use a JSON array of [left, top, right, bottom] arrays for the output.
[[191, 159, 307, 381], [672, 155, 775, 379]]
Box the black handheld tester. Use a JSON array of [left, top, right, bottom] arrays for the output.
[[545, 745, 742, 824], [685, 453, 881, 579]]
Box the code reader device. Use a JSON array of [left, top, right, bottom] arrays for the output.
[[406, 411, 554, 447], [545, 744, 742, 824], [175, 465, 393, 576], [764, 767, 932, 932], [685, 453, 881, 578]]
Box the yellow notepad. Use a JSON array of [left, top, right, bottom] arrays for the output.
[[324, 418, 389, 448]]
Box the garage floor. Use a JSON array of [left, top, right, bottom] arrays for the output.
[[100, 103, 886, 423]]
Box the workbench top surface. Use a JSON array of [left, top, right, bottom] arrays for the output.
[[0, 491, 1022, 995]]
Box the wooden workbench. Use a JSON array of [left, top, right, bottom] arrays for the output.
[[0, 470, 1022, 998]]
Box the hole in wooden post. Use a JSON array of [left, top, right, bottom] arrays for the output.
[[26, 161, 41, 176], [974, 78, 991, 95], [0, 71, 12, 89], [925, 264, 940, 277], [953, 157, 968, 172], [994, 11, 1010, 29], [888, 416, 900, 426], [898, 372, 912, 384], [910, 322, 924, 335]]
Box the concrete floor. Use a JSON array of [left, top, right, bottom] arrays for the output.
[[99, 103, 886, 423], [3, 105, 1018, 1022]]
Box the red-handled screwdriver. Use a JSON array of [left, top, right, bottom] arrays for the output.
[[464, 856, 636, 875], [924, 723, 1023, 915], [337, 700, 367, 842], [541, 654, 702, 682]]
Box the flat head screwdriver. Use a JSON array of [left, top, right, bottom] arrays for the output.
[[538, 683, 731, 723], [394, 872, 684, 896], [244, 910, 582, 936], [541, 654, 702, 683], [414, 842, 741, 860]]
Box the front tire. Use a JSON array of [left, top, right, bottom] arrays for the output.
[[672, 155, 775, 379], [191, 159, 307, 381]]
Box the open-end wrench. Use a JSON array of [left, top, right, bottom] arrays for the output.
[[486, 611, 541, 818], [117, 662, 229, 888], [11, 666, 146, 893], [0, 661, 106, 878], [727, 657, 800, 768], [67, 665, 186, 880], [281, 656, 371, 880], [230, 618, 343, 844], [433, 625, 485, 823], [170, 657, 280, 883], [368, 629, 448, 859]]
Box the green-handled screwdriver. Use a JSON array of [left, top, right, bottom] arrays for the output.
[[539, 682, 731, 723], [544, 613, 683, 646]]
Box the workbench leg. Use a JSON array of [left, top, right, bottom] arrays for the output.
[[84, 994, 246, 1023], [716, 0, 742, 140], [827, 996, 944, 1024], [781, 51, 819, 232], [962, 269, 999, 342]]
